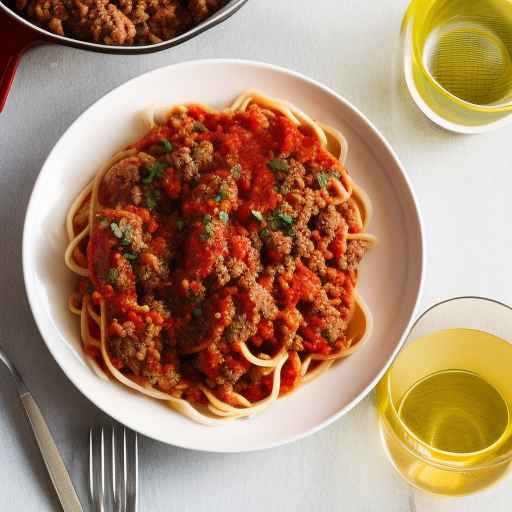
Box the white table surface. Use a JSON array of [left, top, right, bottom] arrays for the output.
[[1, 0, 512, 510]]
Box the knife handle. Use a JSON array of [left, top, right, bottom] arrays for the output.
[[19, 392, 83, 512]]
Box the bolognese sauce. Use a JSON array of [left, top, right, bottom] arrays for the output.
[[66, 93, 376, 421]]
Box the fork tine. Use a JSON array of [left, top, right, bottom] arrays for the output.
[[89, 427, 106, 512], [125, 428, 138, 512], [112, 426, 126, 512], [89, 429, 94, 505], [91, 425, 137, 512]]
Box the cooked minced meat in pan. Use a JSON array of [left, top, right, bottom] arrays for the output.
[[15, 0, 226, 45]]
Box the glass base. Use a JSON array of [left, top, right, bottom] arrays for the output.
[[380, 421, 512, 496]]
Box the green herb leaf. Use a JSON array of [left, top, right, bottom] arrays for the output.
[[259, 228, 270, 239], [316, 171, 330, 189], [219, 182, 231, 200], [219, 211, 229, 224], [230, 164, 241, 179], [268, 159, 289, 172], [142, 161, 166, 185], [316, 170, 340, 189], [120, 224, 133, 246], [111, 222, 133, 246], [110, 222, 123, 239], [269, 210, 294, 236], [192, 121, 207, 133], [201, 214, 214, 240], [161, 139, 173, 153], [123, 252, 138, 262], [251, 210, 264, 222], [106, 267, 119, 284], [176, 218, 185, 231], [192, 307, 202, 318], [146, 190, 161, 209], [277, 212, 293, 225]]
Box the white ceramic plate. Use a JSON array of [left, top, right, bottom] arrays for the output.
[[23, 60, 424, 452]]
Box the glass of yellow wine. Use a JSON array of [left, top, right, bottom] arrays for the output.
[[402, 0, 512, 132], [377, 297, 512, 496]]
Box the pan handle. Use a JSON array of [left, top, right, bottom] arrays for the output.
[[0, 8, 44, 112]]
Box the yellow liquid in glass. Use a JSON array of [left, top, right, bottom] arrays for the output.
[[378, 328, 512, 495], [404, 0, 512, 126], [399, 370, 509, 454], [428, 25, 512, 105]]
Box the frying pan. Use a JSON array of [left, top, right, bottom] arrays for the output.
[[0, 0, 248, 111]]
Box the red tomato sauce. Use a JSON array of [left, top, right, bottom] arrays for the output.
[[83, 103, 366, 405]]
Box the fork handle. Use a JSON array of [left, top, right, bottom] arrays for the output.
[[19, 392, 83, 512]]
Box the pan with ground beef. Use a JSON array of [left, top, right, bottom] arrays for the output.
[[14, 0, 226, 45]]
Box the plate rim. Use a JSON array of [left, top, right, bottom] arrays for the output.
[[22, 58, 425, 452]]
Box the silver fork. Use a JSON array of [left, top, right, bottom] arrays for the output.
[[89, 426, 138, 512]]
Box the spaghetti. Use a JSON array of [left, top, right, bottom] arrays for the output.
[[65, 91, 377, 425]]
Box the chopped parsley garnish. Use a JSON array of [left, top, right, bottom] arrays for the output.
[[110, 222, 123, 239], [123, 252, 138, 262], [277, 212, 293, 225], [219, 211, 229, 224], [268, 215, 279, 231], [316, 170, 340, 189], [219, 182, 231, 199], [192, 307, 203, 318], [269, 210, 294, 235], [106, 267, 119, 284], [110, 222, 133, 246], [160, 139, 173, 153], [201, 214, 214, 240], [120, 224, 133, 246], [322, 329, 336, 342], [146, 189, 161, 209], [142, 161, 166, 185], [268, 159, 289, 172], [316, 171, 330, 189], [251, 210, 264, 222], [176, 218, 185, 231], [192, 121, 207, 133], [231, 164, 241, 179], [259, 228, 270, 239]]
